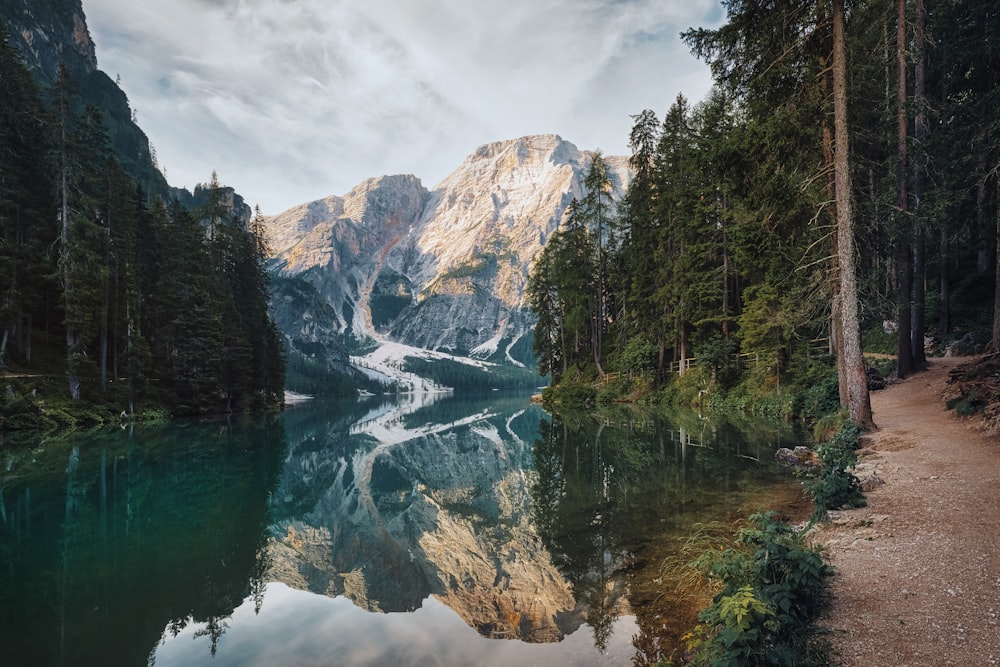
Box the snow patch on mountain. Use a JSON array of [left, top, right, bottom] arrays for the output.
[[351, 340, 498, 393]]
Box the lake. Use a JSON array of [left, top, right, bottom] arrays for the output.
[[0, 392, 805, 666]]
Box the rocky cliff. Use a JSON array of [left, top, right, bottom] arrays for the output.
[[0, 0, 96, 79], [266, 135, 631, 371], [0, 1, 252, 215]]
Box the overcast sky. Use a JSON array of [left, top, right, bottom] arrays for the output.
[[85, 0, 723, 215]]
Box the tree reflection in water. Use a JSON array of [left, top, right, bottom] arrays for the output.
[[0, 395, 801, 667], [529, 406, 804, 665]]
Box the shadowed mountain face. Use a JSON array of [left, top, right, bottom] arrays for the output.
[[0, 0, 248, 210], [265, 135, 631, 367], [267, 394, 586, 643], [0, 0, 96, 79]]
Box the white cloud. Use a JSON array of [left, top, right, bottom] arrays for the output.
[[85, 0, 721, 214]]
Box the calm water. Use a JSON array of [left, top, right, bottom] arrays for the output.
[[0, 392, 803, 667]]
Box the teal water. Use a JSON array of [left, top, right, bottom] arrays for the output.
[[0, 393, 803, 667]]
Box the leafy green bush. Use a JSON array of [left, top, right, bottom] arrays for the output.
[[797, 372, 840, 423], [686, 512, 833, 666], [617, 336, 657, 372], [861, 324, 896, 355], [695, 334, 742, 388], [946, 389, 984, 417], [803, 423, 866, 521], [542, 382, 596, 406]]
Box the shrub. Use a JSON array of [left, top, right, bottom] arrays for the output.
[[685, 512, 833, 666], [802, 423, 866, 521], [542, 382, 596, 406], [798, 373, 841, 423]]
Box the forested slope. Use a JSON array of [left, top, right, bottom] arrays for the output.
[[529, 0, 1000, 426]]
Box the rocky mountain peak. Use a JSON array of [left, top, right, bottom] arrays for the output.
[[1, 0, 97, 80], [266, 135, 633, 371]]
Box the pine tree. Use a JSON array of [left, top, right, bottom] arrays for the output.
[[832, 0, 875, 428], [0, 23, 56, 371], [56, 66, 113, 400]]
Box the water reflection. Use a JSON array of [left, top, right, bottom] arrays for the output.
[[0, 394, 802, 667], [0, 415, 286, 667], [530, 405, 804, 664], [268, 392, 578, 642]]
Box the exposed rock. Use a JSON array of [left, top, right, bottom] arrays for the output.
[[775, 446, 821, 469], [264, 135, 632, 366], [0, 0, 96, 79], [851, 462, 886, 491], [944, 332, 983, 357]]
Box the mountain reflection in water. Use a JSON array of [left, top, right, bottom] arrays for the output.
[[0, 391, 803, 667]]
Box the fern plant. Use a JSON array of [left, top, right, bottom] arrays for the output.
[[685, 512, 834, 666]]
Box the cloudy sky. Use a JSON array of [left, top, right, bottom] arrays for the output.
[[85, 0, 723, 214]]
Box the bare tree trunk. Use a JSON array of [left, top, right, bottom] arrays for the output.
[[978, 176, 990, 274], [58, 70, 81, 402], [822, 64, 849, 409], [912, 0, 928, 366], [0, 327, 8, 374], [939, 221, 950, 335], [100, 273, 109, 391], [895, 0, 914, 378], [722, 214, 730, 339], [992, 178, 1000, 352], [833, 0, 875, 428]]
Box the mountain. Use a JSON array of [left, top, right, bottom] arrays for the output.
[[266, 135, 632, 385], [0, 0, 171, 198], [0, 0, 251, 219]]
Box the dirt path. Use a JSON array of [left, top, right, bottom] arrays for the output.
[[815, 356, 1000, 665]]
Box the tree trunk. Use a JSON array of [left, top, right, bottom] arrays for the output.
[[100, 276, 109, 391], [895, 0, 914, 378], [992, 178, 1000, 352], [0, 327, 8, 374], [833, 0, 875, 429], [939, 220, 950, 335], [911, 0, 927, 366], [722, 215, 730, 339], [821, 61, 849, 409], [58, 70, 80, 401]]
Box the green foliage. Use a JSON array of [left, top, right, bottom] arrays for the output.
[[802, 424, 866, 521], [665, 365, 713, 408], [541, 382, 597, 406], [695, 334, 741, 388], [617, 336, 658, 372], [946, 390, 984, 417], [861, 325, 896, 356], [370, 268, 413, 327], [0, 47, 284, 428], [437, 257, 490, 282], [401, 357, 542, 391], [687, 512, 833, 666], [797, 372, 841, 424]]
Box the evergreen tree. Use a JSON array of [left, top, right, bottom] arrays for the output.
[[0, 22, 55, 371], [684, 0, 873, 427], [579, 153, 613, 376], [56, 66, 114, 400]]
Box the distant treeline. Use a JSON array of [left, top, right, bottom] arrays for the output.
[[0, 22, 284, 415], [402, 357, 542, 392]]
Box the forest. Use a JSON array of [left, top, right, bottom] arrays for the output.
[[528, 0, 999, 428], [0, 22, 284, 426]]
